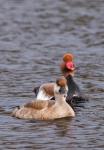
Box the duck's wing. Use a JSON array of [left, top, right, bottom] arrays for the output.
[[36, 83, 55, 100], [24, 100, 48, 110], [24, 100, 55, 110], [43, 83, 54, 96]]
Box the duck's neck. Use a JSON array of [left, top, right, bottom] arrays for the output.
[[55, 94, 66, 105], [66, 74, 74, 85], [63, 71, 75, 78]]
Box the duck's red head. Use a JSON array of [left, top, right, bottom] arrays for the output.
[[63, 53, 74, 62], [60, 53, 75, 75]]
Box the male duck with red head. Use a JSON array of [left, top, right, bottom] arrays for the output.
[[60, 53, 84, 104], [33, 53, 86, 106]]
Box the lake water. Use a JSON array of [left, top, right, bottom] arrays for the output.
[[0, 0, 104, 149]]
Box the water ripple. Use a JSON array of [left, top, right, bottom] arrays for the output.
[[0, 0, 104, 149]]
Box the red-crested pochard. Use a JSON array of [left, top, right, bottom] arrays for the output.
[[33, 53, 86, 105], [12, 77, 75, 120]]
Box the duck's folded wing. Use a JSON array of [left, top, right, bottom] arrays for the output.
[[24, 100, 50, 110]]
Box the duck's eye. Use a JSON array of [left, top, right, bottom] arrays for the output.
[[59, 87, 66, 94]]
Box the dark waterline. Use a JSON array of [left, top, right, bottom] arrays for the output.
[[0, 0, 104, 149]]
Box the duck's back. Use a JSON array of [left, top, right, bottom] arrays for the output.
[[12, 100, 55, 119]]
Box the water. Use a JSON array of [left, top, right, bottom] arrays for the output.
[[0, 0, 104, 149]]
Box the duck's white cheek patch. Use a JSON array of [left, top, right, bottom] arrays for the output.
[[36, 90, 52, 100]]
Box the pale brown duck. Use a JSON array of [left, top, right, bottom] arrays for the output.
[[12, 77, 75, 120]]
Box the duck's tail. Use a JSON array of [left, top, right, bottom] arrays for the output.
[[11, 106, 20, 117]]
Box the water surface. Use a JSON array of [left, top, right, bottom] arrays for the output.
[[0, 0, 104, 149]]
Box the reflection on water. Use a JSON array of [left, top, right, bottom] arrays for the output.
[[0, 0, 104, 149]]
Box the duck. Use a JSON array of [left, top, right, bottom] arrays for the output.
[[12, 77, 75, 120], [61, 53, 87, 104], [33, 53, 86, 105]]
